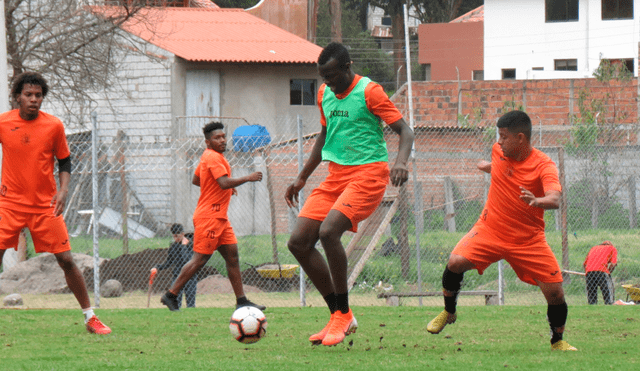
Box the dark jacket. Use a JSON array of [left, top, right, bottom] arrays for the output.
[[156, 235, 193, 276]]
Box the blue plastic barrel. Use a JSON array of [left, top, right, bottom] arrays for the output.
[[232, 125, 271, 152]]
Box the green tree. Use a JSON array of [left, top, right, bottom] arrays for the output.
[[316, 0, 363, 44]]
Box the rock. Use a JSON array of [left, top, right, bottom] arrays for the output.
[[3, 293, 23, 306], [0, 253, 105, 294], [101, 279, 123, 297]]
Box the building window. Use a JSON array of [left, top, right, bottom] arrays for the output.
[[601, 58, 634, 74], [381, 16, 392, 26], [290, 79, 316, 106], [602, 0, 633, 20], [546, 0, 579, 22], [472, 70, 484, 81], [532, 67, 544, 71], [502, 69, 516, 80], [554, 59, 578, 71]]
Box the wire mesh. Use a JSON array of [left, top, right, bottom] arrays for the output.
[[1, 114, 639, 309]]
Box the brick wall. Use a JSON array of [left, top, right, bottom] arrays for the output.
[[392, 78, 639, 128]]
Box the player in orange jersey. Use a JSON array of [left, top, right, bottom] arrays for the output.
[[285, 42, 414, 346], [0, 72, 110, 334], [426, 110, 577, 351], [161, 121, 265, 312]]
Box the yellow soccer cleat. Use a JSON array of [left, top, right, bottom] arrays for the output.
[[551, 340, 577, 351], [427, 310, 457, 334]]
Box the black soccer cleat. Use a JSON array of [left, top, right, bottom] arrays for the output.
[[161, 292, 180, 311], [236, 300, 266, 311]]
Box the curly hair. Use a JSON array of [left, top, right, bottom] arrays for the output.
[[11, 72, 49, 99]]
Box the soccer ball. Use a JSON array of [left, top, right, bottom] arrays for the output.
[[229, 306, 267, 344]]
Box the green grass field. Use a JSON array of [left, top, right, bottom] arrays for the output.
[[0, 305, 637, 370]]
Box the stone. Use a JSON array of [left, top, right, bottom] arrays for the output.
[[101, 279, 123, 298], [3, 293, 23, 306]]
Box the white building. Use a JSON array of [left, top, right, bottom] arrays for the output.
[[484, 0, 640, 80]]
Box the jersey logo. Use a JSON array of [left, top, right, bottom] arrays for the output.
[[62, 240, 69, 245], [342, 202, 353, 208], [550, 270, 559, 276], [10, 126, 20, 131], [504, 166, 514, 178], [21, 134, 30, 145]]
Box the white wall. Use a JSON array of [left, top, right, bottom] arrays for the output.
[[484, 0, 640, 80]]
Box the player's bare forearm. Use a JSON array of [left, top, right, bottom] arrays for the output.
[[520, 188, 560, 209], [192, 174, 200, 187], [388, 119, 414, 186], [53, 171, 70, 216], [477, 160, 491, 173], [217, 172, 263, 190]]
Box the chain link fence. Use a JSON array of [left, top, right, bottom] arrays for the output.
[[1, 114, 639, 309]]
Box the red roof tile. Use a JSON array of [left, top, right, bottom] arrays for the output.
[[96, 7, 321, 64], [450, 5, 484, 23]]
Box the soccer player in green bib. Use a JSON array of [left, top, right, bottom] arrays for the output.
[[285, 42, 414, 346]]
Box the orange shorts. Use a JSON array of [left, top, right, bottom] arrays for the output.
[[0, 207, 71, 254], [192, 218, 238, 255], [451, 223, 562, 285], [299, 161, 389, 233]]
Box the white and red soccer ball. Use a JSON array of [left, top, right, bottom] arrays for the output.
[[229, 306, 267, 344]]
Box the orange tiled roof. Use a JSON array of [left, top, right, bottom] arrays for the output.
[[98, 7, 321, 64], [450, 5, 484, 23]]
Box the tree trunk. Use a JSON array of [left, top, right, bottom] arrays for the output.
[[392, 12, 406, 89], [329, 0, 342, 42]]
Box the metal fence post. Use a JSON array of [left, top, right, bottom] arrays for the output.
[[297, 115, 306, 307], [91, 111, 101, 307]]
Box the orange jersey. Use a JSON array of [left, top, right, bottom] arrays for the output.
[[0, 109, 70, 212], [478, 143, 561, 243], [193, 149, 233, 220], [584, 243, 617, 274], [318, 75, 403, 127]]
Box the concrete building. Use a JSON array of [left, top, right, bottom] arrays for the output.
[[484, 0, 639, 80]]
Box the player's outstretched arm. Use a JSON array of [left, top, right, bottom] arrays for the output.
[[285, 126, 326, 208], [477, 160, 491, 173], [519, 188, 561, 209], [216, 172, 263, 190], [387, 119, 414, 187]]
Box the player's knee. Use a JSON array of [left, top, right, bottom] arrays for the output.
[[448, 254, 473, 273], [442, 266, 464, 293], [287, 234, 312, 257], [55, 254, 76, 271], [318, 224, 341, 245]]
